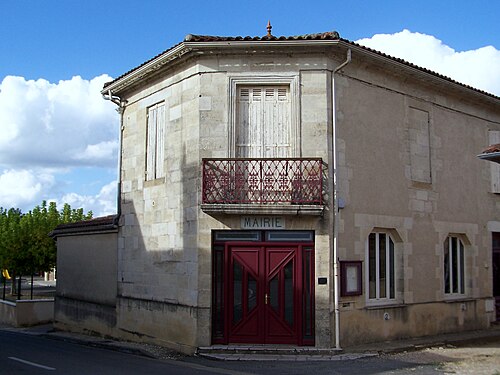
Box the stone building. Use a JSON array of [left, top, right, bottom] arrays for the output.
[[52, 28, 500, 354]]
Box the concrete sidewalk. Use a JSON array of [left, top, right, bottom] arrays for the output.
[[2, 323, 500, 361]]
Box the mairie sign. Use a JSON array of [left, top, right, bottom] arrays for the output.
[[241, 216, 285, 229]]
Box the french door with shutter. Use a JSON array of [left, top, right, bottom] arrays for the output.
[[235, 86, 295, 202], [236, 86, 292, 158], [212, 231, 315, 345]]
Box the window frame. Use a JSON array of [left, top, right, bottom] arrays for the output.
[[443, 235, 466, 297], [228, 75, 300, 158], [365, 231, 397, 305], [145, 102, 166, 181]]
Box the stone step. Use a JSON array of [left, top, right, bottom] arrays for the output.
[[197, 345, 343, 356], [196, 345, 377, 361]]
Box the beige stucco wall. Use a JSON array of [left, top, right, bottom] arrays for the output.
[[340, 299, 491, 346], [334, 58, 500, 346], [55, 231, 118, 336]]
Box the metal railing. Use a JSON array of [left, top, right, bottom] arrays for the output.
[[1, 274, 55, 301], [202, 158, 325, 205]]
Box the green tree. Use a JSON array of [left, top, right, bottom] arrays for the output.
[[0, 201, 93, 276]]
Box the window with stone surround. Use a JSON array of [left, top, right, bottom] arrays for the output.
[[228, 76, 300, 158], [366, 232, 396, 303], [145, 102, 166, 181], [444, 235, 465, 296]]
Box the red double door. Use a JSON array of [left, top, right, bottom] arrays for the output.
[[226, 244, 313, 345]]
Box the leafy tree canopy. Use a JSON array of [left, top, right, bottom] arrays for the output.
[[0, 201, 92, 274]]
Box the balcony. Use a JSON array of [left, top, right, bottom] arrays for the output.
[[201, 158, 326, 216]]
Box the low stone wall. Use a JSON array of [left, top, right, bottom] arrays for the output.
[[339, 298, 493, 347], [0, 299, 54, 326], [0, 300, 16, 325]]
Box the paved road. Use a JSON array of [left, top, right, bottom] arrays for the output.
[[187, 353, 446, 375], [0, 330, 248, 375], [1, 328, 499, 374]]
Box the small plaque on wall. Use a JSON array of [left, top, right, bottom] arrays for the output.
[[340, 261, 362, 296], [318, 277, 328, 285]]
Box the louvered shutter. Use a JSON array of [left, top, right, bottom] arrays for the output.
[[263, 86, 291, 157], [155, 103, 166, 179], [146, 103, 166, 180], [236, 86, 291, 158], [146, 106, 157, 180]]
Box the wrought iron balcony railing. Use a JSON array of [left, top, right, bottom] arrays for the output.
[[202, 158, 325, 205]]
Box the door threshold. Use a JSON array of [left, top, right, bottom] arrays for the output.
[[198, 344, 341, 356]]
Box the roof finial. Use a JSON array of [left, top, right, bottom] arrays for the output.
[[266, 20, 272, 37]]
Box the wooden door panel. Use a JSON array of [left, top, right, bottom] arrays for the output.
[[225, 244, 310, 345], [232, 250, 260, 279], [265, 249, 297, 342], [228, 248, 262, 342], [267, 249, 294, 277]]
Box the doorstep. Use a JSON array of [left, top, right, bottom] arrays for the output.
[[196, 345, 372, 361]]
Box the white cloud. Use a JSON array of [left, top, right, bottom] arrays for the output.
[[57, 181, 117, 217], [75, 140, 119, 164], [0, 167, 116, 216], [356, 29, 500, 96], [0, 75, 119, 168], [0, 169, 55, 208], [0, 74, 119, 216]]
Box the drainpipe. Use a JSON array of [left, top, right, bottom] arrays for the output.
[[102, 90, 127, 225], [331, 48, 351, 350]]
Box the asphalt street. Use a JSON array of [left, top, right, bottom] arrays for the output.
[[0, 330, 245, 375], [2, 327, 499, 374]]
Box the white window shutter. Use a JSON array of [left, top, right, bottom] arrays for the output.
[[146, 106, 157, 180], [489, 130, 500, 193], [236, 86, 291, 158], [155, 103, 166, 179], [146, 103, 166, 180]]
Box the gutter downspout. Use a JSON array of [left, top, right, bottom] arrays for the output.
[[331, 48, 351, 350], [102, 90, 127, 225]]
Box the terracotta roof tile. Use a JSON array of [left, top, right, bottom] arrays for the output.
[[183, 31, 340, 42], [482, 143, 500, 154]]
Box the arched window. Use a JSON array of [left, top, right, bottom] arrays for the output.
[[366, 232, 395, 301]]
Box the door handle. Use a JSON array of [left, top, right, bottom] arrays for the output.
[[265, 293, 268, 305]]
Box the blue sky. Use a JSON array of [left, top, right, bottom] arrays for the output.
[[0, 0, 499, 215]]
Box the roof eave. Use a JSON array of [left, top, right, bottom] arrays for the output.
[[49, 223, 118, 239], [343, 42, 499, 104], [101, 43, 193, 95], [101, 39, 342, 95], [477, 152, 500, 164], [102, 38, 499, 104]]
